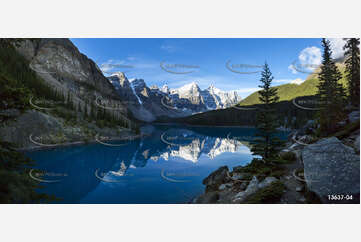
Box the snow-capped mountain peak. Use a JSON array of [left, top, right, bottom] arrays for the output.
[[161, 84, 170, 94], [107, 72, 241, 121]]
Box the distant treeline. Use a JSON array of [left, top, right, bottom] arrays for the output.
[[158, 97, 318, 129]]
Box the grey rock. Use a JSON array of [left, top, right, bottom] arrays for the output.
[[233, 176, 259, 202], [15, 39, 130, 127], [218, 183, 232, 191], [258, 177, 278, 189], [195, 191, 219, 204], [0, 110, 63, 148], [348, 111, 360, 123], [296, 186, 304, 192], [232, 172, 247, 180], [297, 196, 306, 203], [203, 166, 229, 192], [354, 136, 360, 154], [298, 135, 313, 144], [0, 109, 21, 118], [239, 182, 248, 191], [218, 184, 227, 190], [289, 142, 304, 151], [302, 137, 360, 203]]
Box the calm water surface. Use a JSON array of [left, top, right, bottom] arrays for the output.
[[25, 125, 289, 203]]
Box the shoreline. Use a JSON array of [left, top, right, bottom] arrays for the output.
[[16, 134, 145, 152], [152, 122, 294, 131]]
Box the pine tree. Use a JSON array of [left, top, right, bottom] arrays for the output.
[[66, 91, 72, 109], [251, 63, 284, 163], [77, 101, 82, 113], [317, 38, 346, 135], [90, 101, 95, 119], [343, 38, 360, 108], [84, 101, 88, 119]]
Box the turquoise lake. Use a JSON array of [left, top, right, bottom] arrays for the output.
[[25, 125, 289, 203]]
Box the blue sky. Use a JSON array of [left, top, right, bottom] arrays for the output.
[[70, 38, 346, 98]]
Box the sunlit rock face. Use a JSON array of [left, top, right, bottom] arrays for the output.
[[17, 39, 122, 100]]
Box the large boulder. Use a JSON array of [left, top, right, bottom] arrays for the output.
[[258, 177, 278, 189], [233, 176, 259, 202], [0, 110, 63, 148], [202, 166, 229, 192], [302, 137, 360, 203]]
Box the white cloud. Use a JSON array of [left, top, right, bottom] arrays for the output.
[[289, 46, 321, 74], [288, 64, 298, 74], [274, 78, 304, 85], [299, 46, 322, 66], [328, 38, 347, 59], [290, 39, 347, 74], [99, 58, 159, 75]]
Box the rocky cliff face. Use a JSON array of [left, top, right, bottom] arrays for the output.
[[108, 73, 242, 122], [0, 39, 137, 149], [16, 39, 129, 119]]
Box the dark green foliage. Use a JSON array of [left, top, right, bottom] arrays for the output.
[[77, 102, 82, 113], [343, 38, 360, 107], [317, 39, 347, 136], [0, 140, 55, 203], [135, 125, 141, 135], [279, 151, 296, 162], [89, 101, 94, 119], [0, 41, 64, 112], [84, 101, 88, 119], [251, 63, 285, 163], [333, 120, 360, 139], [233, 158, 287, 180], [244, 180, 286, 204], [0, 38, 27, 48], [0, 40, 132, 130]]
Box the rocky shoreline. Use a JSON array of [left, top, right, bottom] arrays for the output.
[[0, 109, 143, 151], [193, 113, 360, 204]]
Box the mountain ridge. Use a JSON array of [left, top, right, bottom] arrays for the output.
[[107, 72, 242, 122]]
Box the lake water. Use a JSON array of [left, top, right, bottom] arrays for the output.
[[25, 125, 289, 204]]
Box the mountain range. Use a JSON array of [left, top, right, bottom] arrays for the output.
[[108, 72, 242, 122]]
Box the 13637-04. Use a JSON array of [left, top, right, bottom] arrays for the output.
[[327, 194, 353, 201]]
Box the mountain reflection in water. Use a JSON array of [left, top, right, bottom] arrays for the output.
[[25, 125, 289, 203]]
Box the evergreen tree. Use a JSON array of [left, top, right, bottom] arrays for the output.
[[343, 38, 360, 108], [251, 63, 284, 163], [317, 38, 346, 135], [84, 101, 88, 119], [90, 101, 95, 119], [66, 91, 72, 109], [77, 101, 82, 113]]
